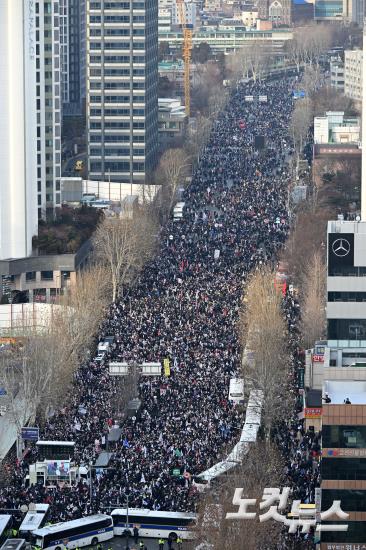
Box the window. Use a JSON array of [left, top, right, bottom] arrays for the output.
[[41, 271, 54, 281], [328, 319, 366, 340], [26, 272, 36, 282], [321, 458, 366, 480], [323, 425, 366, 448], [321, 521, 366, 543], [112, 514, 193, 527], [328, 291, 366, 302], [322, 489, 366, 512]]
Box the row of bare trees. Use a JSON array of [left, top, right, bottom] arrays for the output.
[[286, 24, 332, 72], [240, 268, 292, 437], [226, 41, 273, 83], [0, 267, 111, 429], [0, 203, 161, 436], [281, 205, 328, 348]]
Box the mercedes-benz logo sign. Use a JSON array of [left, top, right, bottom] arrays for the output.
[[332, 238, 351, 257]]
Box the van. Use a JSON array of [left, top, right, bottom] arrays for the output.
[[228, 378, 244, 404], [98, 341, 110, 353]]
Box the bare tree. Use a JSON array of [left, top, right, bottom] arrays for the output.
[[289, 98, 313, 164], [304, 24, 332, 67], [225, 49, 250, 81], [301, 65, 322, 98], [245, 42, 268, 82], [286, 29, 305, 72], [93, 209, 157, 301], [155, 148, 191, 214], [287, 24, 332, 71], [300, 251, 327, 348], [195, 441, 285, 549], [0, 266, 111, 427], [281, 207, 330, 283], [240, 269, 291, 438]]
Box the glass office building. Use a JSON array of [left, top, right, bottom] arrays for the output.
[[314, 0, 343, 19]]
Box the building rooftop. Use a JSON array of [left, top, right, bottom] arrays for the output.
[[323, 380, 366, 404]]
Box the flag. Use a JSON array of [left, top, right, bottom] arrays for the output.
[[164, 358, 171, 377]]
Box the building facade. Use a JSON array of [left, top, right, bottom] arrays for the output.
[[172, 1, 197, 27], [314, 112, 360, 145], [158, 27, 293, 55], [35, 0, 63, 216], [344, 49, 363, 102], [60, 0, 87, 113], [330, 58, 345, 92], [0, 0, 38, 260], [320, 385, 366, 549], [87, 0, 159, 186], [314, 0, 344, 20], [351, 0, 364, 25], [327, 221, 366, 345]]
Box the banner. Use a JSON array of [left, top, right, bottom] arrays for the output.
[[304, 407, 322, 419], [164, 358, 171, 377]]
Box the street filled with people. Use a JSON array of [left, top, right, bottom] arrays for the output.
[[0, 76, 320, 546]]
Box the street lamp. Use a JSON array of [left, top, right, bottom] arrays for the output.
[[122, 488, 131, 550]]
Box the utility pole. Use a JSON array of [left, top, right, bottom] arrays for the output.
[[89, 461, 93, 511]]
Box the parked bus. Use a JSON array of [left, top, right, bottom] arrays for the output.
[[111, 508, 196, 541], [228, 378, 244, 404], [0, 540, 26, 550], [0, 516, 13, 547], [32, 515, 113, 550], [19, 504, 50, 540]]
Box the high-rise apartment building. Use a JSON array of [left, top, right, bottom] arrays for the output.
[[87, 0, 159, 185], [60, 0, 87, 113], [36, 0, 62, 215], [0, 0, 38, 259]]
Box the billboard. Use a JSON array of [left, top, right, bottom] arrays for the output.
[[47, 460, 70, 477]]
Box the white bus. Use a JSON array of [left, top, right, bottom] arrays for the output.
[[0, 539, 26, 550], [228, 378, 244, 404], [0, 516, 12, 547], [111, 508, 196, 541], [32, 515, 113, 550], [19, 504, 50, 540]]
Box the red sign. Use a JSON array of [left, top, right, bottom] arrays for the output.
[[305, 407, 322, 419], [313, 354, 324, 363]]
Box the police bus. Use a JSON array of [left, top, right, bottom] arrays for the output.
[[32, 515, 113, 550], [0, 516, 13, 546], [19, 504, 50, 541], [111, 508, 196, 541], [0, 539, 26, 550]]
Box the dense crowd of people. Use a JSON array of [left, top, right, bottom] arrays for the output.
[[272, 294, 321, 549], [0, 75, 320, 542]]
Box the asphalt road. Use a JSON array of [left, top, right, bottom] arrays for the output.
[[87, 537, 190, 550]]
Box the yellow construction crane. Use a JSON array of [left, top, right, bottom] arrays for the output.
[[176, 0, 192, 117]]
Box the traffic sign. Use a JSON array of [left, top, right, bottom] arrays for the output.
[[21, 427, 39, 441]]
